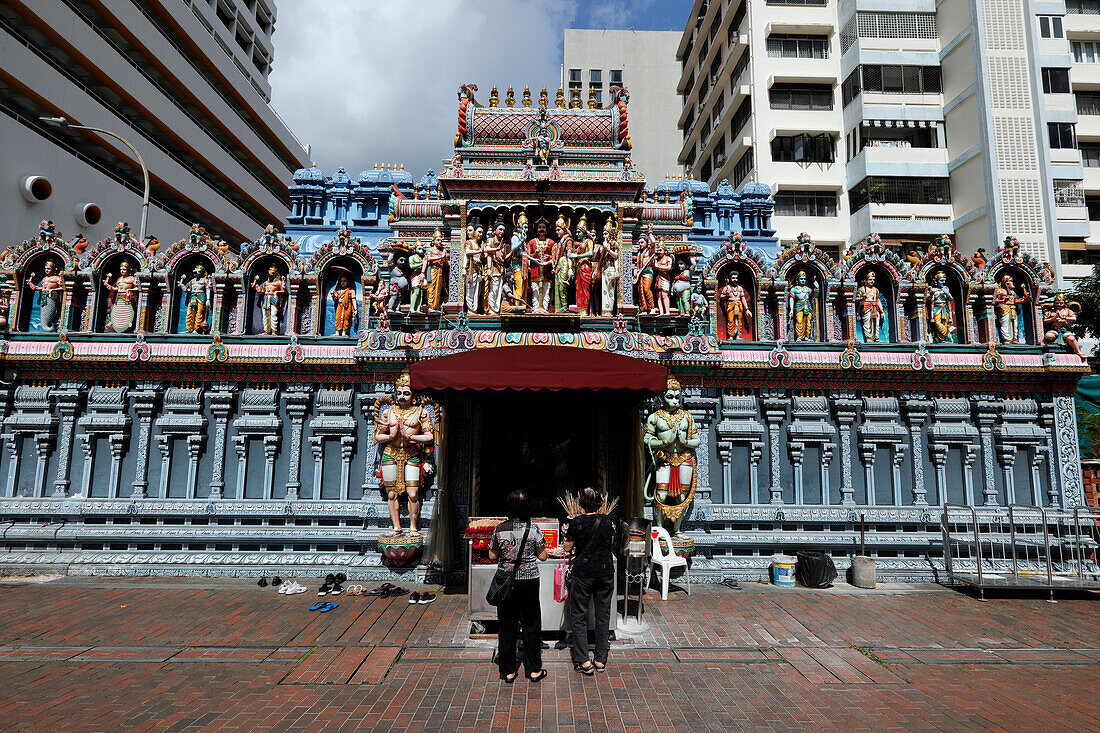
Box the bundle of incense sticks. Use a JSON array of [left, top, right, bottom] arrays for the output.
[[558, 491, 619, 518]]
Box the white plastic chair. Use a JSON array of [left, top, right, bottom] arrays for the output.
[[650, 525, 690, 600]]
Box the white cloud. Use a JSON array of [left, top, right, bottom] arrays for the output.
[[270, 0, 579, 178]]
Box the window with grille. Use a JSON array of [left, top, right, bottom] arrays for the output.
[[1054, 179, 1085, 207], [729, 97, 752, 135], [849, 177, 951, 211], [730, 51, 750, 85], [569, 69, 581, 83], [1077, 92, 1100, 115], [732, 148, 754, 188], [1042, 68, 1070, 93], [1049, 122, 1077, 149], [766, 33, 830, 59], [1038, 15, 1064, 39], [1081, 143, 1100, 166], [842, 12, 938, 52], [843, 65, 942, 105], [771, 134, 836, 163], [1067, 0, 1100, 14], [610, 69, 622, 85], [774, 191, 838, 217], [590, 69, 602, 83], [770, 83, 834, 110], [1087, 196, 1100, 221], [1072, 41, 1100, 63]]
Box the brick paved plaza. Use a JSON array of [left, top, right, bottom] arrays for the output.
[[0, 576, 1097, 732]]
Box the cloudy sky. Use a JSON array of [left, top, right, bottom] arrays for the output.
[[269, 0, 691, 179]]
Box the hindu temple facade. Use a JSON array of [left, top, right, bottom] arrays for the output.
[[0, 84, 1087, 580]]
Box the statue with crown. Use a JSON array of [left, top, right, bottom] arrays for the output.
[[373, 370, 436, 563], [643, 377, 700, 555]]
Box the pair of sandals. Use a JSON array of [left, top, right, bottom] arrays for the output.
[[574, 661, 606, 676], [318, 573, 347, 596], [308, 601, 339, 613], [367, 582, 407, 599], [501, 669, 547, 684], [344, 585, 367, 596]]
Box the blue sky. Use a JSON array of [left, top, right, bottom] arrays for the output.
[[270, 0, 693, 177]]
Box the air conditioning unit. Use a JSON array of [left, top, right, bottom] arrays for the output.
[[714, 154, 727, 166]]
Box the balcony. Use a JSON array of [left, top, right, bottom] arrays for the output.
[[767, 161, 844, 189], [1071, 64, 1100, 89], [1076, 113, 1100, 139], [1083, 166, 1100, 191], [1066, 13, 1100, 35], [1045, 93, 1078, 112], [849, 203, 954, 242], [846, 146, 949, 187]]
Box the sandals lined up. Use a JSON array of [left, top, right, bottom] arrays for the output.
[[256, 575, 437, 608]]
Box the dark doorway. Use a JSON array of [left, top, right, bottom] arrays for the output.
[[477, 392, 598, 520]]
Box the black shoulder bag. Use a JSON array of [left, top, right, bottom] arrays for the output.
[[486, 522, 531, 607]]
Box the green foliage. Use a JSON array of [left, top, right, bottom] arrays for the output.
[[1069, 263, 1100, 344]]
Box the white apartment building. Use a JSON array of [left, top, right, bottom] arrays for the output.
[[563, 29, 684, 184], [1067, 0, 1100, 282], [678, 0, 1088, 281], [1, 0, 308, 245]]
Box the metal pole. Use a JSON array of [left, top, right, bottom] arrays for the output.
[[39, 117, 150, 243]]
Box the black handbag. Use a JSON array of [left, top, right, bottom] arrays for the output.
[[486, 522, 531, 607]]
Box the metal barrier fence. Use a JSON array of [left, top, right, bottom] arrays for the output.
[[941, 504, 1100, 601]]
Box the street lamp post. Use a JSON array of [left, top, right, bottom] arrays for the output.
[[40, 116, 150, 244]]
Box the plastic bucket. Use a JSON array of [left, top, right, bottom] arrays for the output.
[[772, 555, 796, 586]]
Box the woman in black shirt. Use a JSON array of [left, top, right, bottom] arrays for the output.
[[562, 487, 616, 675]]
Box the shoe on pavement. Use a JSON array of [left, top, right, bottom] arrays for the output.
[[408, 592, 421, 604], [418, 592, 436, 604]]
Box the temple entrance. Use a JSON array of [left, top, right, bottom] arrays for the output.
[[475, 391, 602, 520]]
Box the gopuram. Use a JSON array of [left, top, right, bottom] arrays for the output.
[[0, 84, 1087, 581]]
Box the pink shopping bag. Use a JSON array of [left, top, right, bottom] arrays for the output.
[[553, 561, 569, 602]]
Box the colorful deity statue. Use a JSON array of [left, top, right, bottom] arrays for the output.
[[926, 270, 957, 344], [508, 212, 529, 303], [424, 228, 448, 312], [499, 277, 530, 313], [385, 250, 410, 313], [526, 218, 554, 313], [484, 216, 507, 315], [855, 270, 888, 343], [994, 273, 1030, 344], [690, 284, 709, 323], [104, 261, 139, 333], [553, 215, 574, 312], [251, 264, 286, 335], [569, 214, 595, 315], [787, 269, 817, 342], [634, 225, 657, 315], [374, 371, 435, 536], [178, 263, 212, 334], [26, 259, 65, 332], [644, 377, 700, 537], [671, 260, 693, 314], [1042, 290, 1084, 358], [596, 218, 620, 316], [718, 271, 753, 340], [653, 245, 674, 317], [408, 242, 427, 313], [329, 271, 358, 337], [463, 219, 485, 313]]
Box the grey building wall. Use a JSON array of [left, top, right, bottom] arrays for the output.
[[563, 29, 684, 183], [0, 0, 308, 245]]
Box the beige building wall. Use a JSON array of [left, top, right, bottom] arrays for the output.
[[563, 29, 684, 184]]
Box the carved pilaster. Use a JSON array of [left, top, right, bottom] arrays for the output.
[[902, 394, 932, 506], [233, 436, 247, 499], [340, 436, 355, 500], [973, 395, 1003, 506], [263, 435, 279, 500], [929, 443, 948, 504], [760, 392, 789, 505], [1039, 402, 1060, 508], [789, 442, 805, 504], [832, 393, 861, 506], [859, 443, 877, 506], [283, 384, 311, 501], [995, 444, 1017, 505], [78, 433, 94, 497], [4, 434, 19, 497], [33, 434, 52, 497], [130, 384, 159, 498], [52, 382, 83, 496], [186, 434, 204, 499], [207, 386, 235, 499], [108, 433, 126, 498], [963, 445, 980, 506], [156, 435, 172, 498], [310, 436, 324, 500]]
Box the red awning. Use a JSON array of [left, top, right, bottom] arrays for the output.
[[409, 346, 667, 392]]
